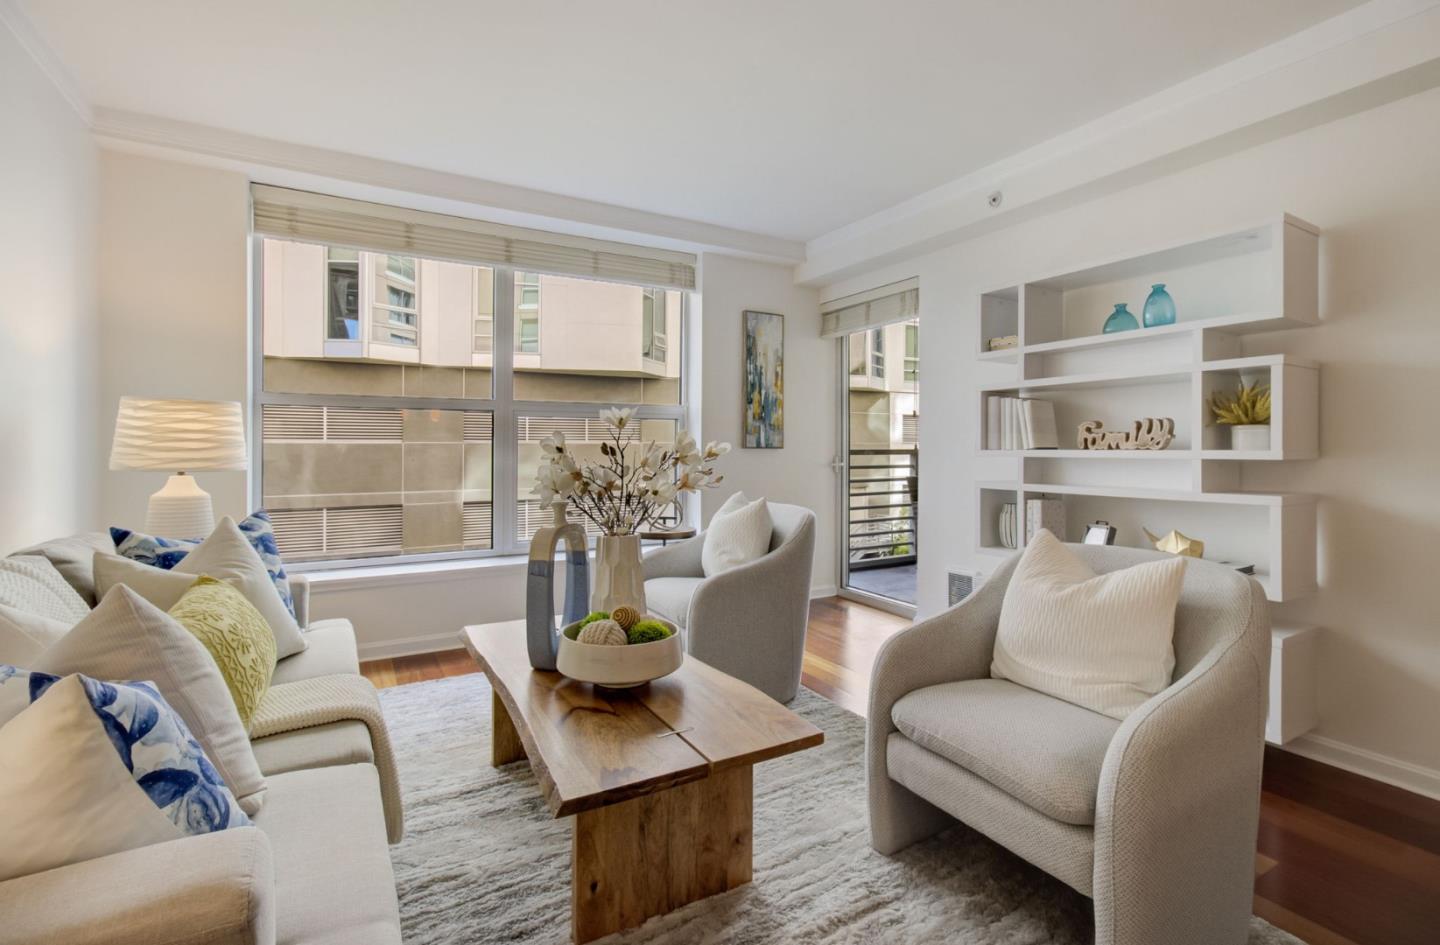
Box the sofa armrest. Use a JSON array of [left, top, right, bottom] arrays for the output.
[[641, 534, 705, 580], [0, 828, 275, 945], [1093, 577, 1270, 945], [865, 552, 1017, 853], [288, 573, 310, 629]]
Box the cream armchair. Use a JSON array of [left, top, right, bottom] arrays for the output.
[[867, 546, 1270, 945], [643, 503, 816, 703]]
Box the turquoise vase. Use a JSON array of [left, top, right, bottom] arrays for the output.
[[1102, 303, 1139, 333], [1142, 284, 1176, 328]]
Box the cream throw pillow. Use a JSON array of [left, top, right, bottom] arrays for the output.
[[0, 675, 182, 882], [32, 585, 267, 815], [990, 530, 1187, 720], [701, 493, 773, 577], [93, 517, 307, 659], [0, 605, 71, 666]]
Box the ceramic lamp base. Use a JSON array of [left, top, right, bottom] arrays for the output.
[[145, 473, 216, 538]]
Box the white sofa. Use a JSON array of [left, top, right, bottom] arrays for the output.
[[0, 532, 402, 945]]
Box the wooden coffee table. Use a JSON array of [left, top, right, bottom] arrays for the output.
[[462, 620, 823, 944]]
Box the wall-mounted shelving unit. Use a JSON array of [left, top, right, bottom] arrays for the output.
[[972, 214, 1321, 604]]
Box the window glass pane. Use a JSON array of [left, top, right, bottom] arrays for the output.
[[261, 405, 492, 561], [516, 416, 677, 543], [513, 275, 682, 405], [262, 238, 493, 399]]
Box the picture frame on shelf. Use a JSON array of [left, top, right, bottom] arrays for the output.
[[1083, 521, 1117, 546]]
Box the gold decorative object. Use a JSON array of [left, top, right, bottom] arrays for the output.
[[1143, 528, 1205, 558], [610, 605, 640, 631], [1077, 418, 1175, 451], [576, 619, 628, 646]]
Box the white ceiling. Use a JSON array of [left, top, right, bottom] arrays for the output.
[[22, 0, 1364, 242]]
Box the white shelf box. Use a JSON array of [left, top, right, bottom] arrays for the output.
[[1198, 357, 1318, 460], [1017, 215, 1318, 352], [976, 483, 1022, 557], [1016, 483, 1316, 601], [979, 286, 1020, 358]]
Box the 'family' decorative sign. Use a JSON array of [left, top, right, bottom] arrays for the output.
[[1076, 418, 1175, 451]]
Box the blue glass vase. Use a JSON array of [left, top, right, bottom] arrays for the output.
[[1142, 284, 1176, 328], [1102, 303, 1138, 333]]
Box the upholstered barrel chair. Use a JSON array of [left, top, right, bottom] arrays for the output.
[[867, 545, 1270, 945], [642, 503, 815, 703]]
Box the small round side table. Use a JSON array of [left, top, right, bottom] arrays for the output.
[[639, 527, 697, 547]]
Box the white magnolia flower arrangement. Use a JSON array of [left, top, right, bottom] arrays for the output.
[[532, 407, 731, 536]]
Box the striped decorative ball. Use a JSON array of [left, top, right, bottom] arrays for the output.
[[576, 619, 627, 646], [610, 606, 641, 630]]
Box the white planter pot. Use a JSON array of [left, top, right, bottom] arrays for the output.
[[591, 534, 647, 614], [557, 618, 683, 688], [1230, 424, 1271, 451]]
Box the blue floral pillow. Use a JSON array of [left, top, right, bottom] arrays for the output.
[[0, 665, 250, 834], [110, 510, 295, 617]]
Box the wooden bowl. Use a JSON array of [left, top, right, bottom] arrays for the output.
[[556, 617, 683, 688]]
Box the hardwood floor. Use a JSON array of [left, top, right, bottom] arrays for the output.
[[362, 596, 1440, 945]]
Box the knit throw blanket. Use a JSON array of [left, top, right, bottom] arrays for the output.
[[252, 674, 405, 843]]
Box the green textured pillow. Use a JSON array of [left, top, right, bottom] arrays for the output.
[[168, 576, 277, 729]]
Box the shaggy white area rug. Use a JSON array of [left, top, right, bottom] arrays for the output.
[[379, 674, 1305, 944]]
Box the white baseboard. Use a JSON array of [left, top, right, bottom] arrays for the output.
[[810, 584, 838, 599], [357, 630, 471, 662], [1281, 732, 1440, 802]]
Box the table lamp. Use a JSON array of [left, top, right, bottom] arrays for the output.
[[109, 397, 248, 537]]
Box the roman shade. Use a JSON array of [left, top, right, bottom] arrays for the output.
[[251, 185, 697, 290], [820, 278, 919, 338]]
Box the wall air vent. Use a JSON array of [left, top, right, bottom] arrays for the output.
[[948, 569, 981, 607]]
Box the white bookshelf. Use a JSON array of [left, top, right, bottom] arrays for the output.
[[973, 214, 1321, 603]]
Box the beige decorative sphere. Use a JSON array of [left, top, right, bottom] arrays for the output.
[[610, 605, 641, 631], [576, 619, 627, 646]]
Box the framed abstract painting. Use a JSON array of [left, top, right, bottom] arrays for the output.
[[742, 310, 784, 448]]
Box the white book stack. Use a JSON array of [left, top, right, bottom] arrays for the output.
[[986, 396, 1059, 451]]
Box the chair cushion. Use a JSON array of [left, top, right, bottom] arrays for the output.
[[644, 577, 704, 629], [252, 764, 400, 945], [991, 529, 1187, 720], [890, 678, 1119, 825], [252, 720, 375, 777], [270, 619, 360, 686]]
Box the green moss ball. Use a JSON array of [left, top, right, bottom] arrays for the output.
[[627, 620, 673, 645]]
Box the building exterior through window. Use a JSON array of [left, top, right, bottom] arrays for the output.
[[259, 238, 684, 563]]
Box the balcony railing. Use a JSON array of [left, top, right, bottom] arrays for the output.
[[848, 446, 917, 568]]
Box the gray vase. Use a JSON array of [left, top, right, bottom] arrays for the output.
[[525, 501, 590, 670]]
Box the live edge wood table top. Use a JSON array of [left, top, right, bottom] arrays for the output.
[[461, 620, 823, 943]]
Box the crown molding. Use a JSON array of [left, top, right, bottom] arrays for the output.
[[0, 0, 91, 124], [799, 0, 1440, 285], [92, 108, 806, 264]]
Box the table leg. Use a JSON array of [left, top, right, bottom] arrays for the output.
[[491, 690, 527, 767], [571, 765, 752, 944]]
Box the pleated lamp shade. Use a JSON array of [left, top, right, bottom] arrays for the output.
[[110, 397, 248, 472], [110, 397, 247, 537]]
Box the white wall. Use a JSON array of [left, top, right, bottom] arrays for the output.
[[0, 23, 99, 550], [98, 150, 252, 528], [697, 253, 833, 594], [820, 85, 1440, 790]]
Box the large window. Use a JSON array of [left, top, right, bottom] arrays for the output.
[[904, 324, 919, 383], [258, 238, 685, 564]]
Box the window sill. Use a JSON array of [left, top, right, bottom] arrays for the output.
[[301, 553, 536, 592]]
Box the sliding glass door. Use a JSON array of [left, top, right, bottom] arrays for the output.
[[839, 318, 919, 611]]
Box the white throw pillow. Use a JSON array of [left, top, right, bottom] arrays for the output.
[[32, 585, 267, 815], [990, 530, 1187, 720], [94, 517, 307, 659], [0, 604, 71, 666], [702, 494, 774, 577], [0, 675, 182, 882]]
